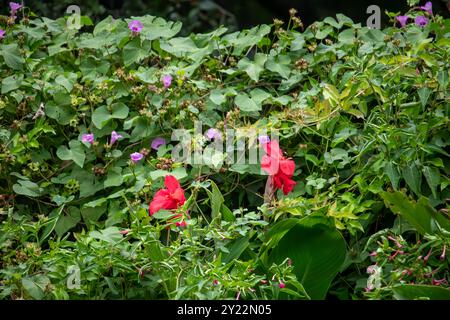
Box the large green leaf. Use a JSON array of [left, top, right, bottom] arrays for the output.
[[12, 179, 44, 197], [92, 103, 129, 129], [237, 52, 267, 82], [267, 215, 347, 299], [402, 163, 422, 196], [235, 92, 260, 112], [55, 206, 81, 236], [56, 140, 86, 168], [1, 74, 23, 94], [0, 43, 25, 70], [381, 191, 450, 236], [392, 284, 450, 300]]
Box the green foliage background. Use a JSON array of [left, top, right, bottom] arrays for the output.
[[0, 3, 449, 300]]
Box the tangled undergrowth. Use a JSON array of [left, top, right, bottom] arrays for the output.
[[0, 1, 449, 300]]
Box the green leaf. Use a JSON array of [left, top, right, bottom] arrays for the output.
[[104, 167, 123, 188], [92, 103, 129, 129], [123, 38, 151, 66], [222, 235, 249, 264], [235, 93, 260, 112], [418, 87, 431, 108], [402, 164, 422, 196], [137, 15, 182, 40], [392, 285, 450, 300], [56, 140, 86, 168], [0, 44, 25, 70], [45, 101, 76, 125], [237, 52, 267, 82], [250, 88, 271, 105], [222, 24, 271, 55], [267, 215, 347, 299], [1, 74, 23, 94], [384, 163, 400, 191], [422, 166, 440, 199], [12, 180, 44, 197], [89, 227, 122, 244], [55, 206, 81, 236], [21, 278, 44, 300], [266, 54, 291, 79], [150, 167, 187, 181], [152, 210, 177, 220], [381, 191, 450, 236], [55, 73, 77, 92]]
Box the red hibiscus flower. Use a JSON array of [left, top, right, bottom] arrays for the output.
[[261, 140, 296, 195], [149, 175, 186, 215]]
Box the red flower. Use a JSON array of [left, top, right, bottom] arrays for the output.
[[149, 175, 186, 215], [261, 140, 296, 195]]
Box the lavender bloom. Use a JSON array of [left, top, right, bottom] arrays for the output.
[[258, 135, 270, 144], [162, 75, 172, 89], [396, 15, 409, 27], [415, 16, 429, 27], [151, 137, 166, 150], [0, 29, 5, 40], [82, 133, 94, 144], [9, 2, 21, 19], [9, 2, 22, 12], [128, 20, 143, 34], [110, 131, 122, 145], [130, 152, 144, 163], [420, 1, 432, 15], [205, 128, 221, 141]]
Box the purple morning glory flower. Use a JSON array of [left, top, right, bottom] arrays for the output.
[[9, 2, 22, 12], [82, 133, 94, 144], [205, 128, 222, 141], [0, 29, 5, 40], [420, 2, 432, 15], [128, 20, 143, 34], [258, 135, 270, 144], [396, 15, 409, 27], [130, 152, 144, 163], [415, 16, 429, 27], [110, 131, 122, 145], [151, 137, 166, 150], [162, 75, 172, 89]]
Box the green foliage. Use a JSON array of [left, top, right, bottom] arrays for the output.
[[0, 3, 449, 300]]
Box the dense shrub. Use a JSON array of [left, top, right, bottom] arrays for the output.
[[0, 2, 449, 299]]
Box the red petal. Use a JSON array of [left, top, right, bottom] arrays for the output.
[[282, 177, 296, 195], [273, 175, 283, 190], [164, 175, 181, 193], [149, 198, 168, 215], [263, 140, 283, 158], [171, 188, 186, 205], [280, 159, 295, 176]]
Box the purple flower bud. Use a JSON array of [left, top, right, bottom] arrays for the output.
[[420, 1, 432, 15], [128, 20, 143, 34], [205, 128, 221, 141], [130, 152, 144, 163], [110, 131, 122, 145], [151, 137, 166, 150], [279, 282, 286, 289], [82, 133, 94, 144], [396, 15, 409, 27], [162, 75, 172, 89], [415, 16, 429, 27], [0, 29, 5, 40], [258, 135, 270, 145]]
